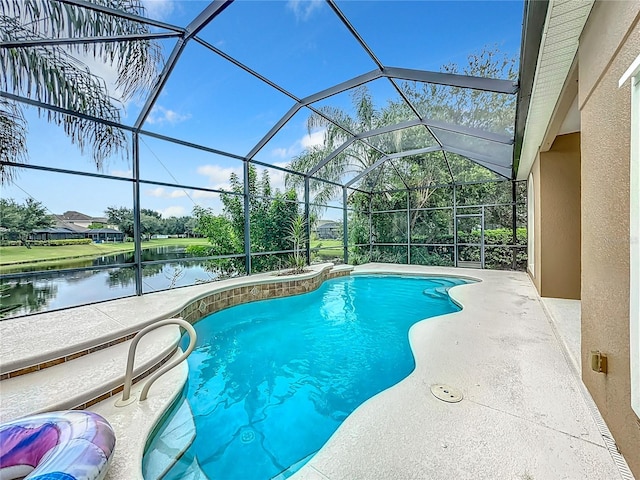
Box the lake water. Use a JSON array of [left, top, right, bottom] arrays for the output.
[[0, 246, 224, 319]]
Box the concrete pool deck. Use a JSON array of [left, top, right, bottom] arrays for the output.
[[0, 263, 634, 479], [294, 265, 632, 480]]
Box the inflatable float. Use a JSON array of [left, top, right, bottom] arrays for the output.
[[0, 410, 115, 480]]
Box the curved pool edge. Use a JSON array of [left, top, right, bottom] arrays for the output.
[[286, 263, 482, 480], [82, 264, 621, 480], [1, 263, 347, 377], [145, 263, 479, 480], [5, 262, 480, 480], [88, 350, 189, 480]]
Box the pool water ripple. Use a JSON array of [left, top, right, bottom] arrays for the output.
[[143, 275, 467, 480]]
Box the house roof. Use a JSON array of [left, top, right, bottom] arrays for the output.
[[86, 228, 123, 234], [515, 0, 595, 179], [317, 220, 340, 227], [57, 210, 93, 221], [32, 227, 78, 234], [53, 221, 88, 233]]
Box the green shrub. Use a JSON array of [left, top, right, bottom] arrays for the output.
[[457, 228, 527, 270], [410, 246, 454, 266], [0, 241, 22, 246], [46, 239, 93, 246], [345, 227, 528, 270], [1, 238, 93, 246]]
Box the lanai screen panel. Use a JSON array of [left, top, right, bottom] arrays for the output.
[[138, 40, 296, 158], [197, 0, 378, 98], [309, 78, 416, 135], [0, 0, 527, 316]]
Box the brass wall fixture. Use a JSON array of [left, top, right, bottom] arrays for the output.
[[590, 350, 608, 374]]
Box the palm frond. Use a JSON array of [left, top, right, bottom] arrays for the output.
[[0, 15, 128, 171], [2, 0, 163, 100], [0, 98, 27, 183]]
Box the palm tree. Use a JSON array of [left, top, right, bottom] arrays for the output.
[[286, 49, 516, 217], [0, 0, 163, 183], [286, 85, 453, 218], [286, 87, 385, 206]]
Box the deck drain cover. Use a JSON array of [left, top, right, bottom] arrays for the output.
[[430, 384, 463, 403], [240, 429, 256, 444]]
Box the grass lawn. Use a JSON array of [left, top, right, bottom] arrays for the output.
[[0, 238, 211, 266], [311, 239, 344, 260], [0, 238, 345, 273]]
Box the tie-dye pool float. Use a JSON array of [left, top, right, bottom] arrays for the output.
[[0, 410, 115, 480]]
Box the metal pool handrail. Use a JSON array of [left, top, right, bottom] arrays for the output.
[[115, 318, 197, 407]]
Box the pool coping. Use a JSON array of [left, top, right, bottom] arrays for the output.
[[0, 263, 352, 377], [88, 263, 485, 480], [291, 264, 631, 480], [2, 263, 631, 479]]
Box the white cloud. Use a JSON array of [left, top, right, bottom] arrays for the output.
[[146, 105, 191, 125], [192, 190, 220, 199], [144, 187, 188, 198], [197, 164, 242, 190], [76, 54, 126, 104], [301, 129, 325, 149], [141, 0, 175, 20], [271, 147, 288, 159], [159, 205, 186, 218], [270, 128, 326, 160], [269, 162, 288, 192], [196, 162, 291, 194], [287, 0, 323, 21], [110, 169, 132, 178]]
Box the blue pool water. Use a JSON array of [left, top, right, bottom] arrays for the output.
[[144, 275, 467, 480]]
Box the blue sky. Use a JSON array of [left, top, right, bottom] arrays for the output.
[[4, 0, 524, 222]]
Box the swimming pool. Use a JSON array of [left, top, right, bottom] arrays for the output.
[[143, 275, 467, 480]]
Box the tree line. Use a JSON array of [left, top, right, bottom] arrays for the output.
[[0, 198, 198, 244], [1, 4, 527, 273], [104, 207, 197, 239]]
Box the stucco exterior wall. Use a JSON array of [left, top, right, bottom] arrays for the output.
[[527, 134, 581, 300], [579, 1, 640, 475], [539, 134, 582, 299], [528, 154, 542, 293]]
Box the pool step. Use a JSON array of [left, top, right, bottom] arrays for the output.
[[179, 456, 207, 480], [142, 397, 197, 480], [422, 286, 450, 300], [0, 325, 180, 423]]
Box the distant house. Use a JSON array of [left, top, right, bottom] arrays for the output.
[[54, 211, 111, 229], [30, 227, 84, 241], [27, 211, 124, 243], [315, 220, 340, 240], [85, 228, 125, 243]]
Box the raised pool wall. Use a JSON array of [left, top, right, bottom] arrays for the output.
[[177, 265, 352, 324], [0, 264, 351, 384]]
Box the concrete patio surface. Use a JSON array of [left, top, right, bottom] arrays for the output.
[[292, 264, 631, 480], [541, 297, 582, 375], [0, 264, 633, 479]]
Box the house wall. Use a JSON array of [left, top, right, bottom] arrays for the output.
[[528, 154, 542, 293], [579, 1, 640, 475], [527, 134, 581, 300], [539, 134, 581, 299]]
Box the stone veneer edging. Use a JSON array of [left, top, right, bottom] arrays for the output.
[[176, 267, 352, 325], [0, 265, 352, 380]]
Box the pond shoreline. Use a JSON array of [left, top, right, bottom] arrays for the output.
[[0, 239, 211, 270]]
